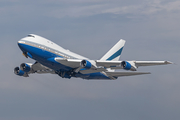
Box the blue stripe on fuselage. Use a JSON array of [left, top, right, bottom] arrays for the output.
[[18, 43, 72, 71]]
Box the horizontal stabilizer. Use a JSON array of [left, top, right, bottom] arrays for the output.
[[80, 68, 107, 74], [106, 71, 151, 77]]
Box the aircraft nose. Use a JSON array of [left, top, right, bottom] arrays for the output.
[[17, 40, 26, 46], [17, 40, 26, 51], [18, 40, 24, 44], [18, 40, 22, 47]]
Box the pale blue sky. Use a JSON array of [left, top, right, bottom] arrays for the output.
[[0, 0, 180, 120]]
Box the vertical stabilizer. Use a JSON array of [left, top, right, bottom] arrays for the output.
[[100, 39, 126, 61]]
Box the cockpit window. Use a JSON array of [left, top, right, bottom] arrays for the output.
[[27, 35, 35, 37]]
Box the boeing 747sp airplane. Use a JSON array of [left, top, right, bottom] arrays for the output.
[[14, 34, 172, 80]]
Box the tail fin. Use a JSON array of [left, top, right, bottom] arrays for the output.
[[100, 39, 126, 61]]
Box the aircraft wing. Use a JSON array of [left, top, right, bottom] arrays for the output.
[[54, 57, 81, 68], [54, 57, 107, 74], [55, 58, 123, 70], [16, 62, 55, 77], [105, 71, 151, 77], [96, 60, 122, 68], [55, 58, 122, 69], [31, 62, 55, 74], [134, 61, 173, 67], [96, 60, 172, 68], [55, 57, 172, 73]]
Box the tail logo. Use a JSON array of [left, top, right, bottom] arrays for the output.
[[106, 47, 124, 60]]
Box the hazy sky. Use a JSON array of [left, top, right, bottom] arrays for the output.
[[0, 0, 180, 120]]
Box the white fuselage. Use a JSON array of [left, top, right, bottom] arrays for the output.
[[18, 34, 88, 60]]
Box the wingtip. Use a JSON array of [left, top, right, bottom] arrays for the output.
[[165, 61, 173, 64]]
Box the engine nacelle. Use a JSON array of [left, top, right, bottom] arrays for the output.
[[20, 63, 32, 72], [121, 61, 137, 71], [81, 60, 92, 69], [14, 67, 25, 76]]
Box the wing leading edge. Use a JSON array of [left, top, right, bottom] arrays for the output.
[[96, 60, 172, 68]]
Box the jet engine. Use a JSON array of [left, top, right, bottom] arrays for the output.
[[20, 63, 32, 72], [14, 63, 32, 77], [80, 60, 92, 69], [121, 61, 137, 71], [14, 67, 25, 76]]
